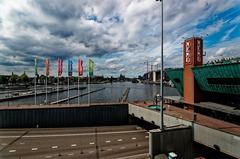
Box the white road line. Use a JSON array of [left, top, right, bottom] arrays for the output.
[[51, 146, 58, 149], [68, 153, 74, 156], [117, 139, 123, 142], [45, 156, 52, 158], [105, 140, 111, 143], [1, 143, 7, 146], [120, 146, 125, 149], [31, 147, 38, 151], [71, 144, 77, 147], [9, 150, 16, 153], [0, 130, 146, 139], [114, 153, 149, 159], [89, 142, 95, 145], [107, 148, 112, 151], [131, 137, 136, 140]]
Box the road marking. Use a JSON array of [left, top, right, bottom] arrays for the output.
[[107, 148, 112, 151], [71, 144, 77, 147], [45, 156, 52, 158], [68, 153, 74, 156], [105, 140, 111, 143], [120, 146, 125, 149], [117, 139, 123, 142], [31, 147, 38, 151], [131, 137, 136, 140], [114, 153, 149, 159], [89, 142, 95, 145], [51, 146, 58, 149], [9, 150, 16, 153], [1, 143, 7, 146], [0, 130, 146, 138], [145, 135, 149, 138]]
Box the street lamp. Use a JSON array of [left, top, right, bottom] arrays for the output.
[[156, 0, 164, 130]]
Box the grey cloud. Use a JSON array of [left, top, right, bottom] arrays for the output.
[[33, 0, 85, 20], [0, 0, 239, 77]]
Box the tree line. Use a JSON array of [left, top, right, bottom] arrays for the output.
[[0, 72, 30, 85]]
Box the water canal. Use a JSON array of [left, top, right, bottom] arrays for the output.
[[0, 82, 179, 106]]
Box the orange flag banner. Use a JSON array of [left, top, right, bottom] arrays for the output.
[[45, 58, 50, 76]]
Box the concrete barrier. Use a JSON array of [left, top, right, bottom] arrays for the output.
[[128, 103, 240, 158], [149, 126, 193, 159], [0, 103, 128, 128]]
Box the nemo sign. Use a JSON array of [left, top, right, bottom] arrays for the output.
[[184, 37, 203, 67]]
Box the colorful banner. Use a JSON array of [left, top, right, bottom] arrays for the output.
[[68, 59, 73, 76], [45, 58, 50, 76], [58, 58, 63, 77], [88, 59, 94, 78], [78, 58, 83, 76], [34, 58, 38, 76]]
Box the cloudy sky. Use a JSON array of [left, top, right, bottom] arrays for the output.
[[0, 0, 239, 77]]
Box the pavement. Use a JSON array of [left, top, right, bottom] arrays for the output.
[[0, 125, 150, 159], [133, 101, 240, 136]]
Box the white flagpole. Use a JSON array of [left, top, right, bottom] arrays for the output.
[[35, 75, 37, 105], [45, 76, 48, 104], [78, 76, 80, 106], [68, 76, 70, 105], [88, 75, 90, 106], [57, 76, 59, 105]]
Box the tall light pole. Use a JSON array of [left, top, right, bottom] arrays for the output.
[[156, 0, 164, 130], [144, 60, 149, 82]]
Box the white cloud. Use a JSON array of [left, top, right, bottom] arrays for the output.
[[221, 26, 237, 41], [206, 37, 240, 61], [0, 0, 239, 77]]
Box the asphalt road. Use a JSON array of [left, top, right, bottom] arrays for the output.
[[0, 125, 149, 159]]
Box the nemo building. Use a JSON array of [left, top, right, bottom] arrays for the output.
[[166, 37, 240, 121]]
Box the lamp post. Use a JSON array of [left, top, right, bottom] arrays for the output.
[[156, 0, 164, 130]]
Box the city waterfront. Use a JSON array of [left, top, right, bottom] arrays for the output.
[[0, 82, 179, 106], [0, 0, 240, 158]]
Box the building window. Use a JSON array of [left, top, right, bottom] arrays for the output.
[[207, 78, 240, 85]]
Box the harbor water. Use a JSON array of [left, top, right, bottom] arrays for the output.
[[0, 82, 179, 106]]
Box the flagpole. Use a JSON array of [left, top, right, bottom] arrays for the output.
[[78, 76, 80, 106], [88, 75, 90, 106], [35, 75, 37, 105], [57, 75, 59, 105], [45, 76, 48, 104], [68, 76, 70, 105]]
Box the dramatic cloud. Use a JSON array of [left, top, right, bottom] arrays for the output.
[[0, 0, 239, 77]]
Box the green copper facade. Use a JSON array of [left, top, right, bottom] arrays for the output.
[[192, 62, 240, 95], [166, 62, 240, 96], [165, 68, 184, 96]]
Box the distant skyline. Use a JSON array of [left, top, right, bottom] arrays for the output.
[[0, 0, 240, 77]]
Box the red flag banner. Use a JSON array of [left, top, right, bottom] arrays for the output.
[[78, 58, 83, 76], [45, 58, 50, 76], [58, 58, 63, 76]]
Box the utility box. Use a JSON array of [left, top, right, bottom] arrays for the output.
[[149, 125, 193, 159]]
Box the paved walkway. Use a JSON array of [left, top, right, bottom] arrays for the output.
[[133, 101, 240, 136]]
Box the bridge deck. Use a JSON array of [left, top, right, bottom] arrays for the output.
[[133, 101, 240, 136], [164, 96, 240, 116], [129, 101, 240, 158]]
